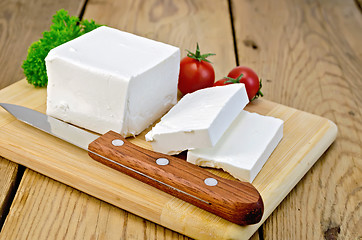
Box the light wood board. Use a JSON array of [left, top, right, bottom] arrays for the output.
[[0, 79, 337, 239]]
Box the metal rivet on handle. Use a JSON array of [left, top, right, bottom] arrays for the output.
[[112, 139, 124, 146], [204, 178, 218, 186], [156, 158, 169, 166]]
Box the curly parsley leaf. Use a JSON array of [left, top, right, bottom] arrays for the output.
[[22, 9, 102, 87]]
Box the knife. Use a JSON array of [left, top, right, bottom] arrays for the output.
[[0, 103, 263, 225]]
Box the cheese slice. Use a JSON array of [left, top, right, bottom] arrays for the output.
[[145, 84, 249, 154], [187, 110, 283, 182], [45, 26, 180, 136]]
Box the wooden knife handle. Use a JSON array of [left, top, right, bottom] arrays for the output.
[[88, 131, 264, 225]]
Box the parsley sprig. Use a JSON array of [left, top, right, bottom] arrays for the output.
[[22, 9, 102, 87]]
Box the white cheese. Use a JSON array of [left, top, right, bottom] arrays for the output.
[[187, 110, 283, 182], [145, 84, 249, 154], [45, 26, 180, 136]]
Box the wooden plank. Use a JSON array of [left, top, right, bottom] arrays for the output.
[[0, 79, 337, 240], [0, 0, 86, 89], [231, 0, 362, 239], [0, 168, 190, 240], [0, 157, 18, 226]]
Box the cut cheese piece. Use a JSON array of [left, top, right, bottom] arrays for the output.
[[187, 110, 283, 182], [145, 84, 249, 154], [46, 26, 180, 136]]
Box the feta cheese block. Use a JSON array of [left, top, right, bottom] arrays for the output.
[[145, 84, 249, 154], [187, 110, 284, 182], [45, 26, 180, 136]]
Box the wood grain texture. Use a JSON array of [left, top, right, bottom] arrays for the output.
[[0, 79, 337, 239], [0, 157, 18, 227], [0, 168, 190, 240], [88, 131, 263, 225], [0, 0, 86, 90], [0, 0, 355, 239], [231, 0, 362, 239]]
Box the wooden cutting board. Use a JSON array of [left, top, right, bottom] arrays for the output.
[[0, 80, 337, 240]]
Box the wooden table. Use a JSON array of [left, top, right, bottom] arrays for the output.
[[0, 0, 361, 239]]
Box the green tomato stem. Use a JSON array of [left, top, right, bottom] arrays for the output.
[[224, 74, 244, 84], [186, 43, 215, 63]]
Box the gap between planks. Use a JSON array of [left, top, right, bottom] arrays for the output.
[[0, 157, 25, 231]]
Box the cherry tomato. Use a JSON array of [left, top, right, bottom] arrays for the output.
[[213, 66, 263, 101], [178, 44, 215, 95]]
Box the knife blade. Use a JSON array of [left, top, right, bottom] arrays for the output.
[[0, 103, 263, 225]]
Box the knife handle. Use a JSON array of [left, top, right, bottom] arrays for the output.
[[88, 131, 263, 225]]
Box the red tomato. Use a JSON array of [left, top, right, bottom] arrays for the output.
[[178, 44, 215, 95], [214, 66, 263, 101]]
